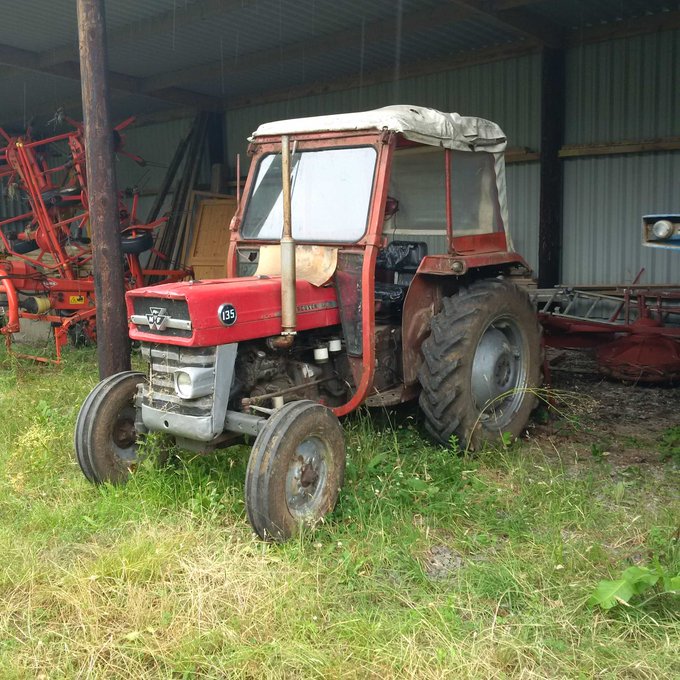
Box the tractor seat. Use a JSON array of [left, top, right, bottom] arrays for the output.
[[374, 241, 427, 318], [374, 282, 406, 319]]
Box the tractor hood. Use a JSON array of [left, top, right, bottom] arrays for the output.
[[127, 276, 340, 347]]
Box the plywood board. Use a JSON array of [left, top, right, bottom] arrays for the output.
[[187, 197, 237, 279]]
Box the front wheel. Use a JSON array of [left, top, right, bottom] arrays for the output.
[[74, 371, 145, 484], [418, 279, 542, 450], [245, 400, 346, 541]]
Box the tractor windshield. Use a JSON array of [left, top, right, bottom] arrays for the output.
[[241, 146, 377, 242]]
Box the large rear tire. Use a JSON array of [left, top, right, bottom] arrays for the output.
[[74, 371, 145, 484], [418, 279, 541, 450], [245, 400, 346, 541]]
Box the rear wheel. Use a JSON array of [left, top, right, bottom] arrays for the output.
[[74, 371, 145, 484], [418, 279, 541, 450], [245, 400, 346, 541]]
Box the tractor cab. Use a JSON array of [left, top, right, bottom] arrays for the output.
[[76, 106, 541, 541], [227, 105, 529, 405]]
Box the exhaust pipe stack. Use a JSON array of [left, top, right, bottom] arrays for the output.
[[280, 134, 297, 337]]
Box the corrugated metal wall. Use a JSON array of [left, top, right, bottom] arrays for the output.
[[562, 29, 680, 285], [2, 31, 678, 286], [562, 152, 680, 285], [226, 53, 541, 158], [506, 162, 540, 272]]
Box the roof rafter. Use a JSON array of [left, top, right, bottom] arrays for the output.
[[450, 0, 565, 47], [0, 43, 221, 109]]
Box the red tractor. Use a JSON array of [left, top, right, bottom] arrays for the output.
[[75, 105, 542, 540]]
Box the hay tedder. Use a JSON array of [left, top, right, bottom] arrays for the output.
[[75, 105, 543, 540], [0, 115, 190, 362]]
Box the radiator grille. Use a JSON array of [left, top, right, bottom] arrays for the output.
[[141, 343, 216, 418]]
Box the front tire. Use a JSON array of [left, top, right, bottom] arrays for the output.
[[74, 371, 145, 484], [418, 279, 541, 450], [245, 400, 346, 541]]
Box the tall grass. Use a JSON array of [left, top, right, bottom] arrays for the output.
[[0, 346, 678, 678]]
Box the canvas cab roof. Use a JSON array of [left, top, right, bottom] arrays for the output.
[[251, 105, 507, 153]]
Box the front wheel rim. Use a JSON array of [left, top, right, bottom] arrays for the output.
[[470, 315, 528, 428], [109, 404, 138, 465], [284, 435, 330, 520]]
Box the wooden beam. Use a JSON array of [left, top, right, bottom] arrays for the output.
[[450, 1, 564, 47], [77, 0, 130, 377], [40, 0, 255, 68], [0, 42, 221, 109], [559, 137, 680, 159], [506, 147, 540, 164], [537, 47, 565, 288], [142, 3, 477, 92]]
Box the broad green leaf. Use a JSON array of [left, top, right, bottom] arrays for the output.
[[405, 477, 428, 492], [621, 566, 659, 594], [366, 453, 386, 470], [588, 579, 635, 609], [667, 575, 680, 593]]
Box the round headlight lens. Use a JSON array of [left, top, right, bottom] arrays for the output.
[[652, 219, 673, 240], [175, 371, 192, 398]]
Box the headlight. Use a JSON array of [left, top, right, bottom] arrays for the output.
[[174, 367, 215, 399], [652, 219, 673, 240]]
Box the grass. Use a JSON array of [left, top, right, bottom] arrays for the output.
[[0, 345, 678, 678]]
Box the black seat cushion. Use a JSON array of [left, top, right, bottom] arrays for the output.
[[374, 282, 406, 318]]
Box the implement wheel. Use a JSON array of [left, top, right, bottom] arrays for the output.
[[245, 400, 346, 541], [418, 279, 541, 450], [74, 371, 145, 484]]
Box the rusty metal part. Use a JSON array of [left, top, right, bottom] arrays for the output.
[[597, 335, 680, 383], [401, 275, 443, 385], [241, 377, 329, 407], [280, 134, 297, 335], [267, 334, 295, 350], [256, 244, 338, 286], [417, 251, 530, 276]]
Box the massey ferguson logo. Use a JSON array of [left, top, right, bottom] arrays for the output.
[[145, 307, 169, 331]]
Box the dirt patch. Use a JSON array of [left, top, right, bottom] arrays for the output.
[[422, 545, 465, 580], [531, 349, 679, 468]]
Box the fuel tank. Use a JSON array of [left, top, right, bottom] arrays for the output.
[[127, 276, 340, 347]]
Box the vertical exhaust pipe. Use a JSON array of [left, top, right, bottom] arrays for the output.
[[280, 134, 297, 336]]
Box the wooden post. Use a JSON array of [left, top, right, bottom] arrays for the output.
[[77, 0, 130, 377], [538, 47, 565, 288]]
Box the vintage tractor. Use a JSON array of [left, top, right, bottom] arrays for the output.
[[75, 105, 542, 540]]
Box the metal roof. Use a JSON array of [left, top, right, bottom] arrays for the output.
[[0, 0, 677, 129]]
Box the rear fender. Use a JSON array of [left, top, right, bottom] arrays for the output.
[[401, 253, 533, 385], [401, 275, 443, 386]]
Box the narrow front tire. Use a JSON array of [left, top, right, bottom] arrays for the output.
[[245, 400, 346, 541]]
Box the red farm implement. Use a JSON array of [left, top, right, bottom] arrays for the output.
[[537, 215, 680, 383], [537, 282, 680, 382], [0, 116, 190, 362]]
